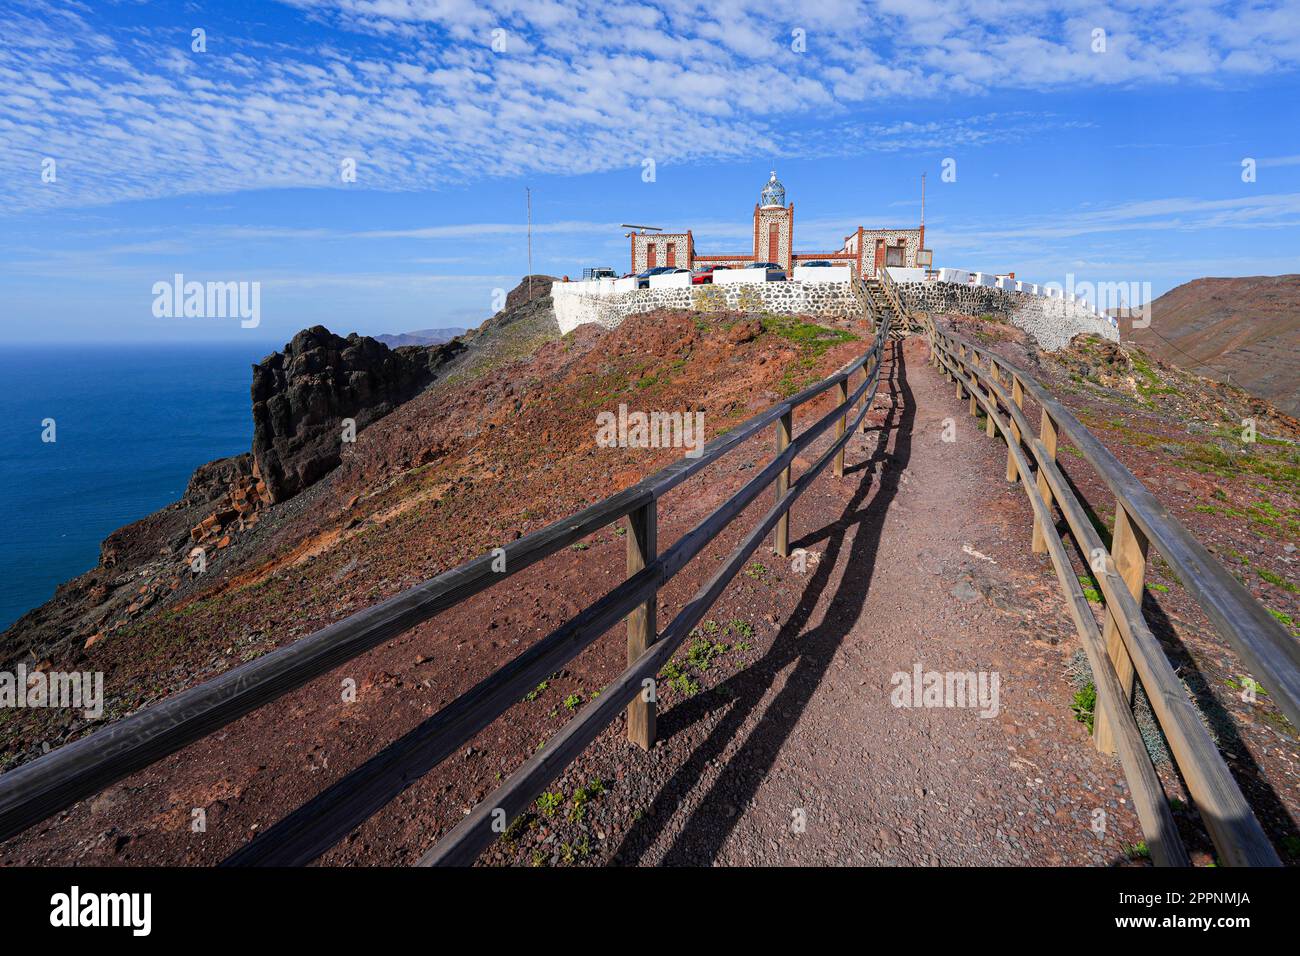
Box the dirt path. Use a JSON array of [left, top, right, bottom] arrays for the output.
[[594, 335, 1146, 866], [2, 334, 1147, 868]]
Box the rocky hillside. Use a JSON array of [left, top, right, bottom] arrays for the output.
[[0, 281, 536, 677], [1125, 275, 1300, 416], [0, 292, 864, 775]]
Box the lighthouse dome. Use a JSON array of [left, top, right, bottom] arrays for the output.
[[759, 170, 786, 207]]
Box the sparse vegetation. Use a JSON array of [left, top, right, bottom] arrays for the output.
[[568, 777, 606, 822], [686, 637, 729, 672], [1257, 567, 1297, 593], [760, 315, 857, 356], [1124, 841, 1150, 861], [761, 315, 857, 396], [536, 791, 563, 817], [1071, 683, 1097, 734], [1268, 608, 1296, 630], [659, 658, 701, 697], [659, 625, 741, 699]]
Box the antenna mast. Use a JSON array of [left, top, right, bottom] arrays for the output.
[[526, 187, 533, 300]]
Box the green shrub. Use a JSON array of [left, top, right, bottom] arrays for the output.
[[1071, 683, 1097, 733]]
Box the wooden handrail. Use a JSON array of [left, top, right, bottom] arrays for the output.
[[0, 312, 891, 866], [932, 325, 1300, 733], [943, 351, 1187, 866], [875, 263, 905, 316], [225, 330, 888, 865], [924, 315, 1284, 867], [418, 334, 892, 866]]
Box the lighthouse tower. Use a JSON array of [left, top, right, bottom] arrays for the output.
[[752, 170, 793, 272]]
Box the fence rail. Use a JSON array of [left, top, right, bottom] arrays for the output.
[[0, 301, 894, 868], [4, 290, 1285, 868], [923, 316, 1288, 867]]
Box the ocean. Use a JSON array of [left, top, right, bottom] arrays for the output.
[[0, 344, 274, 632]]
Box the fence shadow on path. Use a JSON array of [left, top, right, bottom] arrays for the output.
[[611, 340, 916, 866]]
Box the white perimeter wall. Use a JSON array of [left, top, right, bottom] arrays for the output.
[[713, 267, 771, 285], [794, 265, 852, 282]]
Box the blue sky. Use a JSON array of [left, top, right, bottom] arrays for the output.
[[2, 0, 1298, 345]]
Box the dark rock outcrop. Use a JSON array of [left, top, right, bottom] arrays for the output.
[[506, 275, 559, 312], [251, 327, 463, 502]]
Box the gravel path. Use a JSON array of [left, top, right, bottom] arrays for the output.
[[3, 333, 1150, 867], [594, 336, 1147, 866]]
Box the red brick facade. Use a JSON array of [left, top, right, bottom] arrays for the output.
[[627, 175, 922, 277]]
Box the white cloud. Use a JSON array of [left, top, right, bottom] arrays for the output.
[[932, 192, 1300, 253], [1, 0, 1298, 211]]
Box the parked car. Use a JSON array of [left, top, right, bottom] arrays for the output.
[[750, 261, 787, 281], [691, 264, 718, 284], [635, 266, 687, 289], [799, 260, 834, 268]]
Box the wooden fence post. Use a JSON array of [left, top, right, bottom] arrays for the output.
[[833, 376, 848, 478], [1007, 375, 1024, 483], [775, 410, 792, 557], [862, 359, 875, 433], [956, 345, 966, 401], [1031, 409, 1058, 554], [984, 363, 997, 437], [625, 501, 657, 750], [969, 353, 980, 418], [1094, 503, 1149, 754]]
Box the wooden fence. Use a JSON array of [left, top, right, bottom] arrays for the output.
[[924, 317, 1293, 867], [3, 286, 1289, 868], [0, 306, 894, 867]]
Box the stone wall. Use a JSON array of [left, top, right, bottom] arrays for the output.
[[552, 276, 1118, 351], [896, 281, 1118, 350], [552, 279, 864, 334]]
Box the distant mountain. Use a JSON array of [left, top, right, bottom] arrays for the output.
[[1125, 275, 1300, 416], [374, 327, 467, 347]]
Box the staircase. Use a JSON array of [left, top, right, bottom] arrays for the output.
[[861, 271, 919, 338]]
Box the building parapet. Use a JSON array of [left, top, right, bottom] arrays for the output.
[[551, 273, 1118, 350]]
